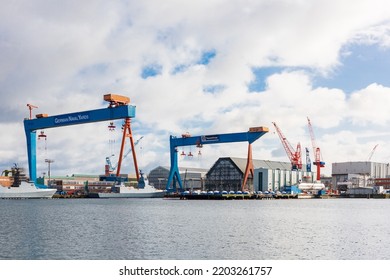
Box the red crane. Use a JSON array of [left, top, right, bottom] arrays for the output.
[[307, 117, 325, 181], [272, 122, 302, 170]]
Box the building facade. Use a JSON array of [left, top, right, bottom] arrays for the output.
[[332, 161, 390, 190], [148, 166, 208, 190], [205, 157, 314, 192], [205, 158, 243, 191], [253, 168, 316, 192]]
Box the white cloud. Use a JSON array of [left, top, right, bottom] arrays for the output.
[[352, 22, 390, 48], [347, 83, 390, 126]]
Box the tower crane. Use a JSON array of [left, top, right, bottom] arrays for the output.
[[106, 136, 144, 174], [26, 104, 38, 120], [272, 122, 302, 170], [307, 117, 325, 181]]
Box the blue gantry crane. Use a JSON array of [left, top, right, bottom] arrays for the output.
[[166, 126, 269, 192], [23, 94, 137, 183]]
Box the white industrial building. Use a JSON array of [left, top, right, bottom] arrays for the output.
[[332, 161, 390, 192], [253, 168, 316, 192]]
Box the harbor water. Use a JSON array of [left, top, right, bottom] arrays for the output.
[[0, 198, 390, 260]]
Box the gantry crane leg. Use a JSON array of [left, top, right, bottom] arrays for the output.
[[116, 118, 139, 181], [242, 143, 254, 192]]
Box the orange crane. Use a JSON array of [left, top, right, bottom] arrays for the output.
[[26, 104, 38, 119], [272, 122, 302, 170], [307, 117, 325, 181]]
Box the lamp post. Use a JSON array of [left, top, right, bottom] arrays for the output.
[[45, 159, 54, 186]]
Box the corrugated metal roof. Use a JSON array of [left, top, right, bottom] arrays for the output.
[[153, 159, 294, 177], [178, 167, 209, 174], [152, 166, 209, 174], [229, 157, 292, 173], [71, 174, 101, 178]]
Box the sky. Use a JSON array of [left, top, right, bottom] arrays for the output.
[[1, 0, 390, 179]]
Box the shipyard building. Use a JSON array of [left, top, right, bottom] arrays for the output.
[[332, 161, 390, 194], [149, 158, 317, 192], [205, 157, 317, 192], [37, 174, 137, 195], [148, 166, 208, 190]]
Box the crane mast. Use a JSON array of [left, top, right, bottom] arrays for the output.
[[307, 117, 324, 181], [106, 136, 144, 174], [26, 104, 38, 120], [305, 147, 311, 172], [368, 144, 379, 161], [272, 122, 302, 170]]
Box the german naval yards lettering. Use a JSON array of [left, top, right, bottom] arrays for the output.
[[54, 114, 89, 124]]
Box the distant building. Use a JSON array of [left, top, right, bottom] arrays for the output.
[[37, 173, 137, 194], [205, 157, 316, 192], [253, 168, 316, 192], [332, 161, 390, 191], [320, 176, 333, 190], [332, 161, 390, 178], [38, 174, 106, 194], [148, 166, 208, 190], [374, 178, 390, 188]]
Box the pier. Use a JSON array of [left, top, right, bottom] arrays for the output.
[[170, 192, 299, 200]]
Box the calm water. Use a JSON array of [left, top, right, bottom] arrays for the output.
[[0, 198, 389, 260]]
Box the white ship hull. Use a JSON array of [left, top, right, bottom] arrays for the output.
[[297, 193, 315, 199], [298, 182, 325, 191], [98, 185, 165, 198], [98, 190, 165, 198], [0, 181, 56, 199], [98, 172, 165, 198]]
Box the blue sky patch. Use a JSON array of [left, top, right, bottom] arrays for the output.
[[171, 50, 217, 74], [172, 64, 188, 74], [178, 115, 214, 132], [79, 63, 109, 77], [313, 43, 390, 93], [203, 84, 225, 94], [248, 66, 285, 92], [141, 64, 162, 79], [198, 50, 216, 65], [248, 43, 390, 94]]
